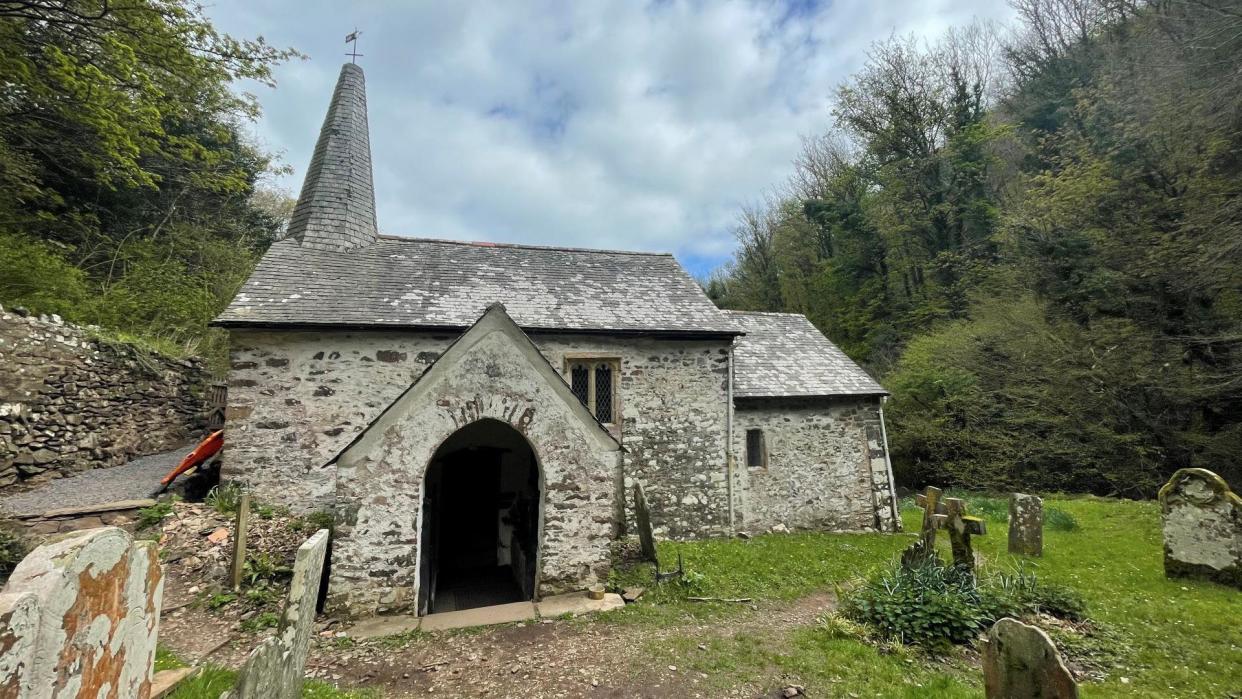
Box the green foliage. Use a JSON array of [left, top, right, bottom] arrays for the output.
[[204, 483, 246, 515], [841, 561, 986, 646], [242, 551, 289, 586], [0, 529, 29, 585], [841, 558, 1088, 647], [136, 500, 174, 530], [205, 592, 236, 610], [0, 1, 299, 370], [711, 1, 1242, 495], [239, 610, 280, 633], [1045, 507, 1079, 532], [153, 646, 186, 673]]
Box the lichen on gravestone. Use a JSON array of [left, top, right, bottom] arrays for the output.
[[1008, 493, 1044, 557], [1158, 468, 1242, 589], [222, 528, 329, 699], [982, 617, 1078, 699]]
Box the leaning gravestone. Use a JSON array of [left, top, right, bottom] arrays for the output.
[[1009, 493, 1044, 556], [1158, 468, 1242, 589], [633, 481, 658, 565], [0, 526, 163, 698], [223, 529, 329, 699], [982, 617, 1078, 699]]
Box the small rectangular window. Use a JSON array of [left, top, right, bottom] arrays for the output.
[[565, 358, 619, 425], [746, 429, 766, 469]]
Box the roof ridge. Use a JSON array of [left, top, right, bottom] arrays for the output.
[[375, 234, 674, 257], [723, 309, 808, 318]]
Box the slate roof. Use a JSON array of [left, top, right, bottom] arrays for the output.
[[216, 236, 741, 335], [288, 63, 378, 252], [727, 311, 886, 398]]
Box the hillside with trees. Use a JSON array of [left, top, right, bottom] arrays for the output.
[[0, 0, 296, 366], [708, 0, 1242, 496]]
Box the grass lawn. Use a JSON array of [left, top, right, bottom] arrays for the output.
[[611, 495, 1242, 698], [157, 647, 378, 699]]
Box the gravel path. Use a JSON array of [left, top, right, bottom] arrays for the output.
[[0, 448, 186, 517]]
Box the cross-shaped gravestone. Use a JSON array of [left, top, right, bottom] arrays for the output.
[[913, 487, 987, 571]]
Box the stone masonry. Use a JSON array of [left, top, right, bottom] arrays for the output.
[[223, 329, 731, 537], [0, 307, 207, 489], [732, 397, 899, 532], [326, 307, 623, 617]]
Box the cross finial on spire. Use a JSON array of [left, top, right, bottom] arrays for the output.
[[345, 28, 363, 63]]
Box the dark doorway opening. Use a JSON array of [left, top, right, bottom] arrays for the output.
[[418, 419, 541, 615]]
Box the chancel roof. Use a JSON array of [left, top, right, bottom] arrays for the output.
[[727, 311, 886, 398]]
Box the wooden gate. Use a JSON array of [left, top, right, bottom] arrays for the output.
[[206, 382, 227, 431]]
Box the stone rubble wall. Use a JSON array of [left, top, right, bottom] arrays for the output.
[[732, 397, 898, 532], [0, 307, 208, 489], [0, 526, 163, 698], [326, 315, 622, 617], [223, 330, 732, 537]]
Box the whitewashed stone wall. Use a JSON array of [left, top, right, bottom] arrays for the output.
[[0, 527, 163, 698], [324, 311, 623, 617], [733, 397, 899, 532], [224, 330, 732, 536]]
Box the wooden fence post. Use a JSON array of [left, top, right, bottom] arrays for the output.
[[231, 494, 251, 590]]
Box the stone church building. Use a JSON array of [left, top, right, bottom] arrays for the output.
[[217, 63, 899, 618]]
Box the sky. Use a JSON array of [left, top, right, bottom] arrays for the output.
[[206, 1, 1018, 278]]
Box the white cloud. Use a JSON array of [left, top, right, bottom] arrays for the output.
[[208, 0, 1017, 275]]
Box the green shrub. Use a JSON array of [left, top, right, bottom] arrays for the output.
[[240, 610, 280, 632], [205, 483, 247, 514], [844, 559, 1088, 646], [242, 551, 289, 586], [1045, 507, 1080, 532], [841, 561, 985, 646], [137, 501, 174, 530], [0, 529, 29, 585]]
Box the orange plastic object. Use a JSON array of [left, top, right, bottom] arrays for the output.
[[160, 430, 224, 487]]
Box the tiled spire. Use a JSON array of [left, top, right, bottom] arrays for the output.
[[287, 63, 378, 252]]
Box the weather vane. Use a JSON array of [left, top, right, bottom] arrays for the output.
[[345, 29, 363, 63]]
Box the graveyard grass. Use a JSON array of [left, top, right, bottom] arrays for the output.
[[610, 495, 1241, 698]]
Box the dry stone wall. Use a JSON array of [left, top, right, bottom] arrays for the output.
[[732, 397, 899, 532], [224, 330, 732, 537], [0, 307, 208, 488]]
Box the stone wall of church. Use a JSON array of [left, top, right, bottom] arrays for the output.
[[223, 330, 733, 537], [732, 396, 900, 533]]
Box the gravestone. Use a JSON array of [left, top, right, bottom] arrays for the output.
[[910, 487, 987, 571], [633, 481, 658, 565], [982, 617, 1078, 699], [223, 529, 329, 699], [1008, 493, 1044, 557], [1158, 468, 1242, 589], [0, 526, 163, 698]]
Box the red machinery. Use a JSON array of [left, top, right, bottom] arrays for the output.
[[154, 430, 223, 495]]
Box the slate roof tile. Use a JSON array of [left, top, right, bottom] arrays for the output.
[[216, 236, 741, 335], [727, 310, 886, 397]]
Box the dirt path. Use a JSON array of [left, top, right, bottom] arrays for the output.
[[310, 593, 835, 698], [160, 593, 835, 699]]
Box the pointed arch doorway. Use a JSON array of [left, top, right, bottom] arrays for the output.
[[417, 418, 543, 615]]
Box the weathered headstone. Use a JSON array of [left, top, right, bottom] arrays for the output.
[[223, 529, 329, 699], [1158, 468, 1242, 589], [943, 497, 987, 570], [0, 526, 164, 698], [982, 617, 1078, 699], [633, 481, 658, 565], [1009, 493, 1044, 556], [910, 488, 986, 571]]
